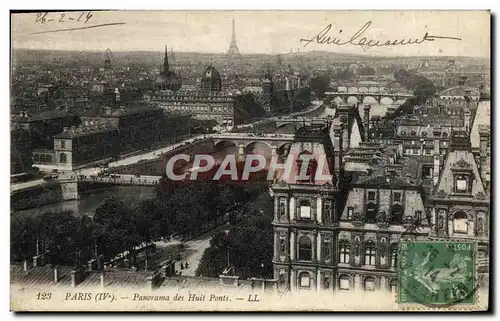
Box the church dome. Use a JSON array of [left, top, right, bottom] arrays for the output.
[[201, 65, 222, 92]]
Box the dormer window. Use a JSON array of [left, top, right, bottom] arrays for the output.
[[299, 200, 312, 219], [454, 174, 470, 193]]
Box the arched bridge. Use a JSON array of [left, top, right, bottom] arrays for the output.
[[325, 91, 413, 105], [212, 133, 295, 156]]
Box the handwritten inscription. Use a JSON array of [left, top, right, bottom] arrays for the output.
[[35, 12, 93, 24], [300, 21, 462, 49]]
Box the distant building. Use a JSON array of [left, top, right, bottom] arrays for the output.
[[11, 110, 81, 150], [148, 64, 235, 127], [155, 45, 182, 92], [81, 106, 166, 153], [52, 124, 120, 170], [11, 125, 32, 175]]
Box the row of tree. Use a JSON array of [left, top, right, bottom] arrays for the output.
[[11, 181, 269, 267], [394, 68, 437, 105], [195, 192, 274, 279]]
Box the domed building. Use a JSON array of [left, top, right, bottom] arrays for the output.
[[156, 45, 181, 91], [200, 65, 222, 92]]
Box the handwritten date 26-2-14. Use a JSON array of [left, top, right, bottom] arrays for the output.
[[35, 12, 93, 24]]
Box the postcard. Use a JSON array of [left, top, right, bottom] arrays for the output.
[[10, 10, 491, 312]]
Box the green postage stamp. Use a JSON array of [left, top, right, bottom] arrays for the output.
[[398, 240, 477, 308]]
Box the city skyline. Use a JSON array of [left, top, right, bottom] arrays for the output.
[[12, 10, 490, 57]]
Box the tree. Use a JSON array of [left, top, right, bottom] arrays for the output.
[[394, 69, 436, 105], [309, 75, 331, 98], [195, 192, 274, 279]]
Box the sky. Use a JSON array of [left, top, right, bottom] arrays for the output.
[[11, 10, 490, 57]]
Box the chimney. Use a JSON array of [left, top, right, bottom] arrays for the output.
[[23, 260, 28, 272], [100, 272, 105, 288], [363, 104, 371, 141], [70, 267, 85, 288], [479, 126, 490, 189], [332, 123, 344, 188], [63, 127, 68, 132], [54, 266, 59, 283], [464, 109, 471, 133]]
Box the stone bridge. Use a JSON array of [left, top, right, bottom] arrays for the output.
[[212, 133, 295, 156], [274, 118, 330, 133], [325, 91, 413, 105]]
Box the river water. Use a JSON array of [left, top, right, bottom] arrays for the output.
[[15, 100, 402, 219], [14, 186, 156, 218]]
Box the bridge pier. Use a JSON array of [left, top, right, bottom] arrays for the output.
[[60, 178, 79, 201]]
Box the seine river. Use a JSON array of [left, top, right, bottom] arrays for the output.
[[14, 99, 401, 219], [14, 186, 157, 218]]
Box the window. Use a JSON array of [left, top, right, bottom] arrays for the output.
[[279, 199, 286, 219], [453, 212, 468, 234], [411, 131, 417, 136], [339, 240, 350, 263], [455, 175, 469, 193], [390, 244, 398, 267], [61, 141, 66, 149], [347, 207, 353, 220], [415, 211, 423, 223], [323, 237, 331, 261], [299, 272, 311, 288], [364, 277, 376, 291], [393, 192, 401, 202], [365, 242, 376, 266], [421, 131, 427, 137], [324, 201, 332, 223], [368, 191, 376, 201], [391, 204, 404, 225], [59, 153, 67, 163], [412, 148, 420, 155], [366, 202, 377, 223], [390, 279, 398, 293], [279, 239, 286, 255], [339, 275, 350, 290], [411, 140, 416, 145], [422, 166, 433, 179], [299, 200, 311, 219], [298, 236, 312, 261]]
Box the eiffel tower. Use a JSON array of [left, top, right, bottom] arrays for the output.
[[227, 18, 241, 56]]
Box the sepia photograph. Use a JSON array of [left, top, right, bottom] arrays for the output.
[[9, 9, 491, 312]]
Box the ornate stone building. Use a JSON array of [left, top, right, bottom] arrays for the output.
[[148, 64, 235, 126], [428, 130, 490, 283], [271, 124, 341, 292]]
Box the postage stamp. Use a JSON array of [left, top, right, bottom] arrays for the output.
[[398, 240, 477, 308]]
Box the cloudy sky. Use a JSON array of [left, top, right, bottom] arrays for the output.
[[11, 10, 490, 57]]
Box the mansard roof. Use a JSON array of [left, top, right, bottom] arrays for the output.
[[433, 148, 487, 200], [470, 100, 491, 149]]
